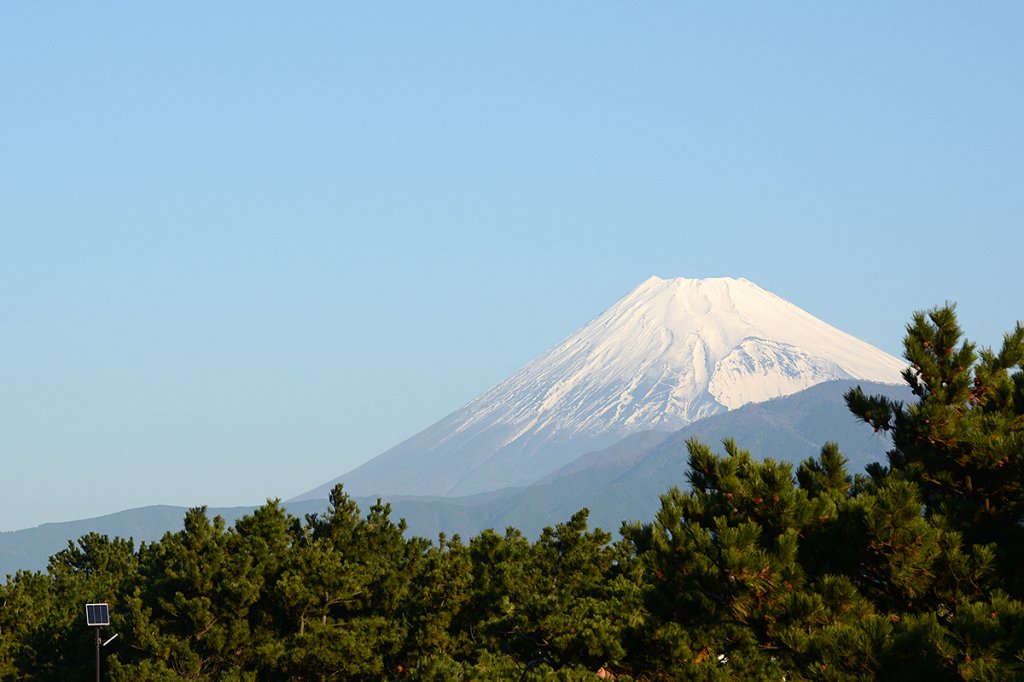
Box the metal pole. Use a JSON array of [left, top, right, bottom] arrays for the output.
[[95, 627, 100, 682]]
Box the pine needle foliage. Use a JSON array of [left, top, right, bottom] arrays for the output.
[[2, 304, 1023, 679]]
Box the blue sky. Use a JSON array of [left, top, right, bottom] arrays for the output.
[[2, 3, 1022, 530]]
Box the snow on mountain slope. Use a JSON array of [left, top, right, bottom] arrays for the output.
[[296, 276, 905, 500]]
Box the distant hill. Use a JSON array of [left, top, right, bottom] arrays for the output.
[[0, 500, 327, 577]]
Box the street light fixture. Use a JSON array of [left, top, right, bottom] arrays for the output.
[[85, 603, 110, 682]]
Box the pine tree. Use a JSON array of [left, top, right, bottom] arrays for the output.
[[621, 438, 815, 679], [276, 485, 410, 680], [0, 533, 141, 680], [110, 507, 260, 680], [846, 304, 1024, 591], [401, 532, 473, 672]]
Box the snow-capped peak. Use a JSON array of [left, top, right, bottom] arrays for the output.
[[299, 276, 905, 500], [460, 275, 903, 436]]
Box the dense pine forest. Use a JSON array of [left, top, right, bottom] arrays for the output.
[[2, 305, 1022, 681]]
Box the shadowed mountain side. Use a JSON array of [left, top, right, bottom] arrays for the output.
[[454, 380, 912, 535], [558, 380, 908, 480], [534, 430, 676, 480]]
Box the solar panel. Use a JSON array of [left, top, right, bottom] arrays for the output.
[[85, 603, 109, 626]]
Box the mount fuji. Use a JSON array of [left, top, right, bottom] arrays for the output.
[[297, 276, 905, 501]]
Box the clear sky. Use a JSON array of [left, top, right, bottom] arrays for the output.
[[2, 3, 1022, 530]]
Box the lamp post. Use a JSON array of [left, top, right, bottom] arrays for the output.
[[85, 603, 109, 682]]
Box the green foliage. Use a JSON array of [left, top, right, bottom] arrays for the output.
[[276, 488, 413, 680], [3, 303, 1022, 680], [847, 304, 1024, 592], [624, 439, 848, 677], [491, 510, 631, 670]]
